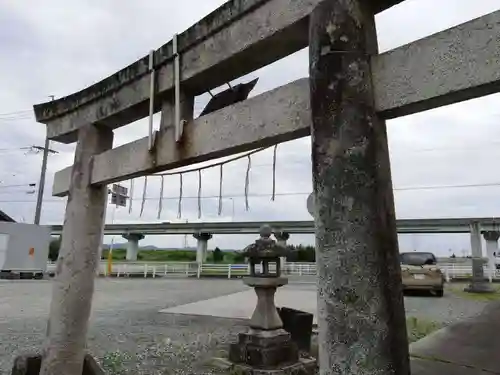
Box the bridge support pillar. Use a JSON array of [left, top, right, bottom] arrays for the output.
[[465, 222, 493, 293], [482, 231, 499, 281], [123, 233, 145, 261], [194, 232, 212, 263], [274, 231, 290, 271]]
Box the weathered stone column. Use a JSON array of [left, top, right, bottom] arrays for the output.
[[483, 231, 499, 278], [309, 1, 410, 374], [274, 231, 290, 271], [465, 222, 493, 293], [40, 124, 113, 375], [122, 233, 145, 261], [193, 232, 212, 263]]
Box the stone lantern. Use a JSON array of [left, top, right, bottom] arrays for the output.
[[226, 225, 315, 375], [242, 224, 288, 329], [246, 225, 286, 277]]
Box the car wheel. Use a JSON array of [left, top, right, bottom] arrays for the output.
[[435, 289, 444, 297]]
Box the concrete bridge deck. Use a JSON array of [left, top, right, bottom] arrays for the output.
[[49, 217, 500, 236]]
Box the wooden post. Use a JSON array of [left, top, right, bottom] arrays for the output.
[[309, 1, 410, 374], [41, 124, 113, 375]]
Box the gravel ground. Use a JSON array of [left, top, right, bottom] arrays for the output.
[[288, 281, 489, 326], [0, 278, 491, 374]]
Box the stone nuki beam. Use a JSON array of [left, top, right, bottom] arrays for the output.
[[34, 0, 403, 143], [52, 9, 500, 196]]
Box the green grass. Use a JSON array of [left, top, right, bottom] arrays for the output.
[[406, 316, 442, 343], [101, 248, 245, 263], [102, 350, 133, 375], [309, 316, 440, 359], [450, 284, 500, 301]]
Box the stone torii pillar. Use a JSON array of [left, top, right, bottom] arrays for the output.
[[122, 233, 145, 261], [274, 231, 290, 270], [193, 232, 212, 263], [309, 1, 410, 374], [482, 230, 499, 280], [41, 124, 113, 374]]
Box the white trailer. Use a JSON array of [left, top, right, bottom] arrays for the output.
[[0, 222, 50, 278]]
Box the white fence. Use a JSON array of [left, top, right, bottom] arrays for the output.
[[439, 263, 499, 283], [45, 261, 500, 281]]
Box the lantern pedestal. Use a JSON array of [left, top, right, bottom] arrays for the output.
[[226, 276, 315, 374], [244, 277, 287, 330], [222, 225, 316, 375]]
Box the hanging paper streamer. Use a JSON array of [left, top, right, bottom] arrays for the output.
[[218, 164, 223, 216], [197, 169, 202, 219], [140, 176, 148, 217], [157, 175, 165, 219], [272, 144, 278, 201], [129, 179, 135, 214], [245, 155, 252, 211], [154, 145, 277, 219], [177, 173, 183, 218]]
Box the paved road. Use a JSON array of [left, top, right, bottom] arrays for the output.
[[0, 279, 491, 374]]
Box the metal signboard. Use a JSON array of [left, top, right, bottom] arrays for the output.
[[111, 184, 128, 207]]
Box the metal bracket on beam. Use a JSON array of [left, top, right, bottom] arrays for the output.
[[173, 33, 184, 143], [148, 50, 156, 151]]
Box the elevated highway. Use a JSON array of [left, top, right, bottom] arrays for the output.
[[50, 217, 500, 236]]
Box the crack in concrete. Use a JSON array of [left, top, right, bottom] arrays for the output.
[[410, 353, 500, 374]]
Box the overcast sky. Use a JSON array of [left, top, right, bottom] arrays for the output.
[[1, 0, 500, 255]]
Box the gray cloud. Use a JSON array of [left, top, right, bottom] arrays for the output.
[[1, 0, 500, 256]]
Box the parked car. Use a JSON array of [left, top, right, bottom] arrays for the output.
[[400, 252, 444, 297]]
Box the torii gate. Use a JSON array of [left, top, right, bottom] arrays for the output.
[[31, 0, 500, 374]]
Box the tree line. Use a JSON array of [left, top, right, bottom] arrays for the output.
[[49, 237, 316, 263]]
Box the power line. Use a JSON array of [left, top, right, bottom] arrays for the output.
[[395, 182, 500, 191], [29, 145, 58, 154], [0, 146, 58, 154], [0, 116, 34, 122], [0, 109, 31, 116], [0, 183, 36, 189], [3, 180, 500, 204], [0, 190, 36, 195], [0, 147, 31, 152]]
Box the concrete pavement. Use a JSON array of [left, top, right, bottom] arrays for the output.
[[160, 283, 487, 327], [161, 282, 500, 374], [410, 300, 500, 374]]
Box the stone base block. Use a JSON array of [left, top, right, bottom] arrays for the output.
[[229, 329, 301, 368], [229, 341, 299, 368], [11, 353, 105, 375], [238, 329, 292, 348], [464, 282, 495, 294], [214, 357, 317, 375]]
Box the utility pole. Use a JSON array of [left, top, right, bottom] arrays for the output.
[[34, 95, 57, 225], [183, 219, 189, 248], [33, 139, 58, 224]]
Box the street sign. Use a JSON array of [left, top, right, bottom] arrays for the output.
[[307, 193, 315, 218], [110, 184, 128, 207], [111, 193, 127, 207], [112, 184, 127, 196]]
